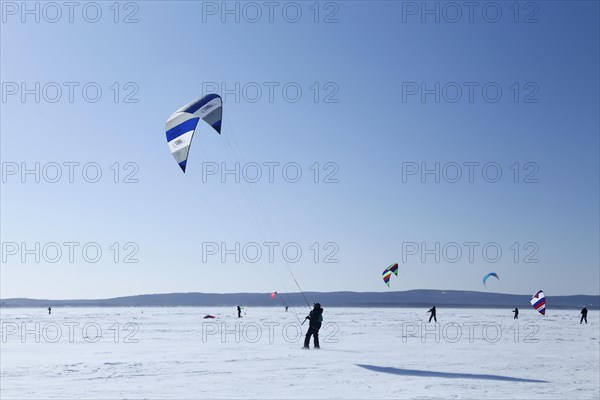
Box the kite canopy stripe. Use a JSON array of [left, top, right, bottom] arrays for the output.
[[165, 94, 223, 172], [384, 263, 398, 275], [530, 290, 546, 316], [382, 271, 393, 286]]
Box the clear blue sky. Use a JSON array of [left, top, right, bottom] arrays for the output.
[[1, 1, 598, 299]]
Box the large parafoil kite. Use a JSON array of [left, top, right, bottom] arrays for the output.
[[482, 272, 499, 287], [382, 263, 399, 287], [530, 290, 546, 316], [165, 94, 223, 172]]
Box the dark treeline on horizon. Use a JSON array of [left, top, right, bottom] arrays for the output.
[[2, 290, 598, 309]]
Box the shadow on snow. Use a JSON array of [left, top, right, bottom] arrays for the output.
[[356, 364, 548, 383]]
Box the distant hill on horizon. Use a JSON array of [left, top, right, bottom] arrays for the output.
[[1, 290, 598, 309]]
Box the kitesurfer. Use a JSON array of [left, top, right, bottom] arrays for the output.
[[580, 307, 588, 324], [513, 307, 519, 319], [303, 303, 323, 349], [427, 306, 437, 323], [237, 305, 242, 318], [48, 307, 51, 315], [285, 306, 288, 312]]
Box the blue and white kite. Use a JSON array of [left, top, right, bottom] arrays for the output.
[[165, 94, 223, 172]]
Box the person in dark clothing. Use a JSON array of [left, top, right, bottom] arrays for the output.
[[580, 307, 588, 324], [303, 303, 323, 349], [513, 307, 519, 319], [237, 306, 242, 318], [427, 306, 437, 323], [285, 306, 288, 312], [48, 307, 51, 315]]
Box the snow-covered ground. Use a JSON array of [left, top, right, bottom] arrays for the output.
[[1, 307, 598, 399]]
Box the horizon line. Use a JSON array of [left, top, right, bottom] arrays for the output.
[[2, 289, 599, 302]]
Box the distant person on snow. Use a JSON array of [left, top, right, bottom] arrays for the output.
[[303, 303, 323, 349], [513, 307, 519, 319], [580, 307, 588, 324], [285, 306, 288, 312], [48, 307, 51, 315], [237, 306, 242, 318], [427, 306, 437, 323]]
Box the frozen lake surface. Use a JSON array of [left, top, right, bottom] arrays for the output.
[[1, 307, 598, 399]]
